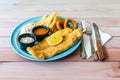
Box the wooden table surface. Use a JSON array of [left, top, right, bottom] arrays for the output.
[[0, 0, 120, 79]]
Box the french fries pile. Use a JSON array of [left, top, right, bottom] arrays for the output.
[[35, 12, 59, 33]]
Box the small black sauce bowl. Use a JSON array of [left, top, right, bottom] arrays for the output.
[[32, 26, 50, 41], [17, 33, 36, 50]]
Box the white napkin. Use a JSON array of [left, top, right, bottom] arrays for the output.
[[82, 21, 112, 58]]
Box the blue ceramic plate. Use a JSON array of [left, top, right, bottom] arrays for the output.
[[10, 16, 82, 61]]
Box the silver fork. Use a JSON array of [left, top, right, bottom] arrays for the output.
[[85, 23, 98, 61]]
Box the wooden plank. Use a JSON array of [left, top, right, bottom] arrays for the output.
[[0, 37, 120, 48], [0, 48, 29, 61], [0, 47, 120, 62], [1, 18, 120, 27], [1, 18, 120, 36], [0, 36, 120, 61], [2, 18, 120, 27], [0, 37, 11, 48], [0, 62, 119, 80], [0, 0, 120, 18]]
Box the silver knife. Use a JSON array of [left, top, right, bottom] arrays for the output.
[[93, 23, 104, 61]]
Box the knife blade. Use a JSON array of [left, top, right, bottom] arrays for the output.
[[93, 23, 104, 61]]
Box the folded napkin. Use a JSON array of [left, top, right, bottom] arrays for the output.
[[82, 21, 112, 58]]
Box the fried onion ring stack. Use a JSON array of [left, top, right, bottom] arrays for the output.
[[64, 18, 77, 29], [56, 18, 77, 30]]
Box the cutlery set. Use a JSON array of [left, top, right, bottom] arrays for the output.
[[78, 21, 104, 61]]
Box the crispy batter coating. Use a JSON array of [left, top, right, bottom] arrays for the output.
[[27, 28, 83, 59]]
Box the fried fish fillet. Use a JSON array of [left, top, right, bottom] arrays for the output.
[[27, 28, 83, 59]]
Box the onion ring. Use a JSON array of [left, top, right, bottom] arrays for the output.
[[64, 18, 77, 29], [56, 19, 65, 30]]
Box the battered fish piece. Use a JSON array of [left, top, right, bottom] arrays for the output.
[[27, 28, 83, 59]]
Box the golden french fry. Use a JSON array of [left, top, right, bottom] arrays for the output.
[[39, 17, 48, 26], [46, 12, 57, 27], [53, 26, 58, 32], [51, 26, 57, 33], [50, 25, 55, 32], [35, 15, 48, 26], [49, 16, 57, 29], [35, 12, 59, 34]]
